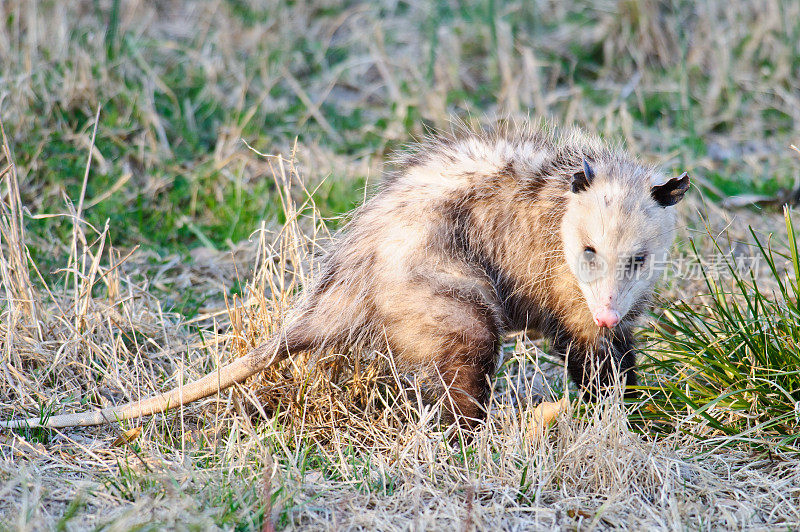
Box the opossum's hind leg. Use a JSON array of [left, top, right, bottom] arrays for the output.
[[384, 289, 501, 430], [436, 325, 500, 429]]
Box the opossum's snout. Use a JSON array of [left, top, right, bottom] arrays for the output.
[[586, 282, 623, 328], [593, 306, 620, 328]]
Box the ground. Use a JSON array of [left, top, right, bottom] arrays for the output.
[[1, 1, 799, 530]]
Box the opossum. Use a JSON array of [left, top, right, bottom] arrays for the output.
[[1, 122, 689, 430]]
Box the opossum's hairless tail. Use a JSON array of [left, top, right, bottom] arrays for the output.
[[0, 340, 293, 430]]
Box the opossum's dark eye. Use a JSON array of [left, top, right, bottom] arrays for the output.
[[630, 253, 647, 270], [577, 246, 606, 282]]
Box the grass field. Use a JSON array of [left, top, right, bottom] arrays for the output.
[[1, 0, 800, 529]]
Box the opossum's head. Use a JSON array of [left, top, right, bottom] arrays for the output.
[[560, 159, 689, 329]]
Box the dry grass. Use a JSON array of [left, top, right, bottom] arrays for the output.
[[1, 0, 800, 530]]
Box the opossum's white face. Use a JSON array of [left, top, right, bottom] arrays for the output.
[[560, 160, 689, 328]]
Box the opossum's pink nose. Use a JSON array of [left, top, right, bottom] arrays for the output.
[[593, 307, 620, 328]]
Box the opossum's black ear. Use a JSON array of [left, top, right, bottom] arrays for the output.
[[571, 158, 595, 193], [651, 172, 690, 207]]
